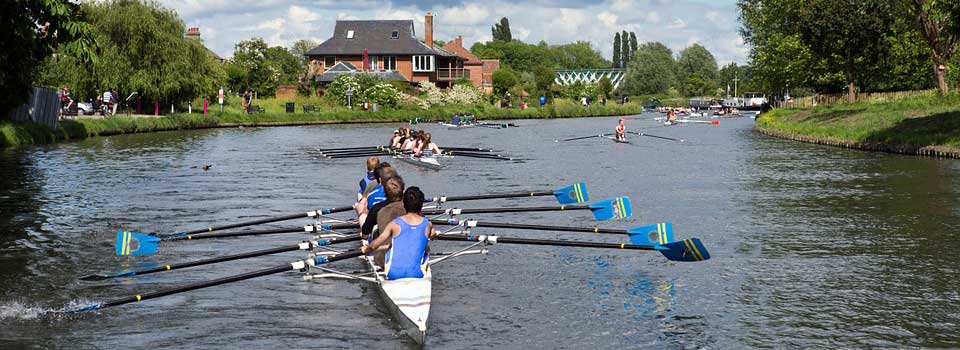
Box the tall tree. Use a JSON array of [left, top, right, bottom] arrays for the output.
[[2, 0, 94, 112], [621, 30, 630, 65], [289, 39, 317, 69], [677, 44, 719, 96], [799, 0, 896, 102], [903, 0, 960, 95], [612, 32, 622, 68], [492, 17, 512, 42], [623, 42, 676, 95], [629, 32, 638, 66]]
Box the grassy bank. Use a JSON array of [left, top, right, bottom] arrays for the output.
[[756, 93, 960, 154], [1, 100, 644, 148]]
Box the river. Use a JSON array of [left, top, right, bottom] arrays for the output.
[[1, 114, 958, 349]]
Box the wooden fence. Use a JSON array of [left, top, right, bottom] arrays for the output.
[[776, 89, 937, 109], [5, 86, 60, 128]]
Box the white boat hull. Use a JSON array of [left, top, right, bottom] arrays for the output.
[[365, 254, 432, 344], [396, 155, 443, 170]]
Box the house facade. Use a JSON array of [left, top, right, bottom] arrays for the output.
[[305, 12, 498, 89]]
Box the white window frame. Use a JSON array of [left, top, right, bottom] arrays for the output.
[[391, 30, 399, 39], [413, 55, 434, 72], [370, 56, 379, 71], [382, 56, 397, 71], [346, 30, 355, 39]]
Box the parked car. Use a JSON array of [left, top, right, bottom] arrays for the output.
[[77, 100, 96, 115]]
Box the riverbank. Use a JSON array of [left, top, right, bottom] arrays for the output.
[[1, 101, 643, 148], [755, 93, 960, 158]]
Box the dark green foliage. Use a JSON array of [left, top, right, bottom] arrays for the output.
[[492, 68, 520, 95], [492, 17, 512, 42], [629, 32, 638, 64], [621, 30, 630, 65], [613, 33, 621, 68], [622, 42, 676, 95], [471, 40, 607, 72], [677, 44, 718, 96], [598, 77, 612, 98], [2, 0, 94, 112]]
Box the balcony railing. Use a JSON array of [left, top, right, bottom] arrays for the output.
[[437, 68, 470, 81]]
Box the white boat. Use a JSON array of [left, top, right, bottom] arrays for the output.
[[365, 248, 432, 344], [438, 122, 477, 130], [395, 154, 443, 170]]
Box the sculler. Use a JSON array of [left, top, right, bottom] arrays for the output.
[[416, 132, 443, 157], [615, 118, 626, 142], [361, 186, 437, 278]]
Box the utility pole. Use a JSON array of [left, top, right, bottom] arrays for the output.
[[733, 77, 739, 97]]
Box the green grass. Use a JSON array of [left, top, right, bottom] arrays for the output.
[[756, 93, 960, 149], [1, 99, 645, 148]]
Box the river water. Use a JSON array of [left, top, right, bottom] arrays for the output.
[[1, 114, 958, 349]]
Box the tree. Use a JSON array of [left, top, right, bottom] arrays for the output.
[[677, 44, 719, 96], [35, 0, 223, 105], [289, 39, 317, 70], [612, 32, 622, 68], [534, 65, 555, 93], [598, 76, 612, 98], [492, 68, 519, 95], [2, 0, 94, 111], [550, 41, 609, 69], [622, 42, 676, 95], [264, 46, 301, 86], [903, 0, 960, 95], [621, 30, 630, 65], [629, 32, 638, 65], [492, 17, 512, 42]]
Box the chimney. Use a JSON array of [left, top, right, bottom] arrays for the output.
[[425, 12, 433, 48], [186, 27, 200, 41], [456, 35, 462, 47]]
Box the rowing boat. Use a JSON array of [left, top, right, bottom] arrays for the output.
[[363, 243, 432, 344], [603, 135, 630, 144], [438, 122, 477, 130], [395, 154, 443, 170]]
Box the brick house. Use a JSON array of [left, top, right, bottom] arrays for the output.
[[441, 36, 499, 93], [305, 13, 498, 89]]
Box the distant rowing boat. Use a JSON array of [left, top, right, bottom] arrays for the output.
[[395, 154, 443, 170]]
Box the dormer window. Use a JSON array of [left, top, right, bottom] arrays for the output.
[[346, 30, 355, 39], [391, 30, 399, 39]]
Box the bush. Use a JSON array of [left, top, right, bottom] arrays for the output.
[[326, 74, 362, 106], [364, 82, 400, 107]]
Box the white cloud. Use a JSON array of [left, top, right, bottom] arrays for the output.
[[645, 11, 661, 24], [242, 18, 285, 32], [597, 12, 618, 27], [667, 18, 687, 29]]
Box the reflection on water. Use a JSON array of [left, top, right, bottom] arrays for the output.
[[1, 117, 959, 348]]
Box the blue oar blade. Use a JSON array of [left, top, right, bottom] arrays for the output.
[[626, 222, 674, 246], [115, 231, 161, 256], [658, 238, 710, 262], [588, 196, 631, 220], [62, 303, 103, 313], [553, 182, 589, 204]]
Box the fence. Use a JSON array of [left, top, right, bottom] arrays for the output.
[[776, 89, 937, 109], [5, 86, 60, 128]]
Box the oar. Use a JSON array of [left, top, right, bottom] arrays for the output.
[[421, 197, 632, 221], [436, 234, 710, 262], [63, 250, 364, 313], [85, 234, 361, 281], [556, 134, 606, 142], [320, 149, 389, 156], [677, 119, 719, 125], [325, 152, 390, 159], [629, 131, 684, 142], [433, 220, 674, 246], [429, 182, 588, 205], [117, 222, 357, 257], [133, 207, 354, 239], [443, 151, 513, 161], [445, 147, 498, 152], [317, 146, 385, 152]]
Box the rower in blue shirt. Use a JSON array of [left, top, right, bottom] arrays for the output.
[[358, 156, 379, 202], [356, 163, 397, 225], [361, 186, 436, 279]]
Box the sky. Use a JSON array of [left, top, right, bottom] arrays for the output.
[[159, 0, 748, 65]]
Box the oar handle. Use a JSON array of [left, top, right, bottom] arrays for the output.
[[72, 250, 364, 312], [431, 191, 553, 202]]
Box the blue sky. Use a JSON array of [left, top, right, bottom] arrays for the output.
[[160, 0, 747, 65]]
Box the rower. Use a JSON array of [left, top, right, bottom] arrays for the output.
[[356, 163, 397, 224], [361, 186, 437, 279], [358, 157, 379, 202], [416, 132, 442, 157], [388, 130, 400, 150], [615, 118, 626, 141], [393, 128, 410, 150], [667, 109, 678, 123], [361, 175, 405, 241]]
